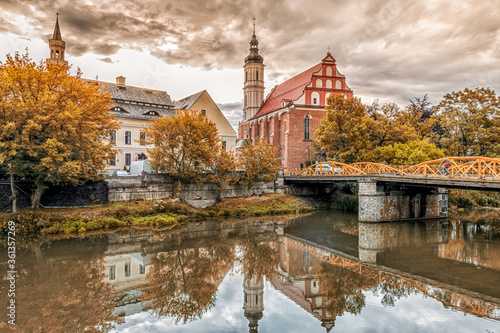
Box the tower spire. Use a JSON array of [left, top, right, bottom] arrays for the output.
[[46, 13, 68, 66]]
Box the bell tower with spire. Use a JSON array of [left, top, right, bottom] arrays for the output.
[[242, 18, 265, 122], [46, 13, 68, 66]]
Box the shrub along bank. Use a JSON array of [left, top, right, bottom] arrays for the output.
[[0, 194, 314, 235]]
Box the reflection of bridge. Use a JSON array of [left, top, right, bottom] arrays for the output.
[[285, 157, 500, 190], [285, 235, 500, 321]]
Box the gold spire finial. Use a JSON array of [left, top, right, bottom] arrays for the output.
[[252, 17, 256, 35]]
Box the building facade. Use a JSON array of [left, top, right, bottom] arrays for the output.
[[175, 90, 237, 152], [46, 16, 237, 175], [237, 30, 353, 170]]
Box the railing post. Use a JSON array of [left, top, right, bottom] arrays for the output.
[[478, 159, 482, 179]]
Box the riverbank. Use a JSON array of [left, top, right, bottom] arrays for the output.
[[0, 194, 315, 235]]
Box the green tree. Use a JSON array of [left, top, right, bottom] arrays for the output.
[[316, 94, 373, 163], [0, 51, 119, 208], [369, 139, 445, 165], [433, 87, 500, 156], [145, 109, 231, 199], [237, 139, 280, 192]]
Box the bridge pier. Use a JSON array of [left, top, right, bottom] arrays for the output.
[[358, 180, 448, 223]]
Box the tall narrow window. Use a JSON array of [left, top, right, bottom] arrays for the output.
[[140, 132, 146, 145], [125, 131, 131, 145], [125, 153, 131, 166], [256, 70, 259, 80], [222, 141, 227, 151], [124, 262, 131, 277], [304, 116, 310, 140], [110, 130, 116, 144], [108, 266, 116, 280], [201, 109, 207, 116], [139, 264, 145, 275], [109, 153, 116, 166]]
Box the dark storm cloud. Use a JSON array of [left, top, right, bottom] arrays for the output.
[[1, 0, 499, 106]]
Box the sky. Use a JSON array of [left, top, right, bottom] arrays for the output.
[[1, 0, 499, 129]]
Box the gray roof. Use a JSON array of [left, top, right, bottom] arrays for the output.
[[87, 79, 176, 120], [174, 90, 205, 110]]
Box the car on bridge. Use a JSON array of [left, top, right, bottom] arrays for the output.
[[314, 163, 342, 174]]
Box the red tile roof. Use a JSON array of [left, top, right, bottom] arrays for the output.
[[251, 63, 322, 120]]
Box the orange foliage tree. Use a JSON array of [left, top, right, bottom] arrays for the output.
[[144, 109, 235, 199], [237, 139, 280, 191], [0, 51, 119, 208]]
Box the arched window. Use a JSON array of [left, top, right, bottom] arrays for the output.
[[304, 115, 310, 140], [335, 80, 342, 89], [245, 71, 248, 82], [244, 94, 247, 108], [256, 70, 259, 80], [326, 66, 333, 76], [316, 79, 322, 88], [326, 79, 332, 89], [311, 91, 320, 105], [325, 92, 332, 104]]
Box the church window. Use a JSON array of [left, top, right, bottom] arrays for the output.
[[61, 51, 64, 59], [335, 80, 342, 89], [244, 95, 247, 108], [326, 66, 333, 76], [316, 79, 322, 88], [256, 70, 259, 80], [325, 92, 332, 104], [311, 92, 320, 106], [56, 50, 60, 59], [304, 115, 310, 140], [326, 79, 332, 89], [245, 71, 248, 82]]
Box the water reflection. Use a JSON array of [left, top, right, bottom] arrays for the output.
[[1, 212, 499, 332]]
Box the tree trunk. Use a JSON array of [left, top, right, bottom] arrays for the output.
[[10, 170, 16, 214], [174, 178, 182, 200], [31, 186, 45, 209]]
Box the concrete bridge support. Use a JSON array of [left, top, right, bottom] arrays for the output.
[[358, 180, 448, 223]]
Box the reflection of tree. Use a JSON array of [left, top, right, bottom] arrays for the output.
[[240, 236, 279, 281], [319, 263, 378, 327], [1, 257, 119, 333], [141, 242, 234, 324]]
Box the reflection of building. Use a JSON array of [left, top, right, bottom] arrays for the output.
[[237, 22, 353, 169], [243, 275, 264, 333]]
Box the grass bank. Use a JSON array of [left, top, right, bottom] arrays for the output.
[[0, 194, 314, 235]]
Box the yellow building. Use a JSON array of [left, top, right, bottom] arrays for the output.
[[175, 90, 237, 152]]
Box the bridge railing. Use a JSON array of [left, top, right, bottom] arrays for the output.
[[285, 157, 500, 181]]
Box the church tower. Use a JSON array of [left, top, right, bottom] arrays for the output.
[[46, 14, 68, 66], [243, 18, 265, 122], [243, 274, 264, 333]]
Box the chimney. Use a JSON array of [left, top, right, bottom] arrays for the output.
[[116, 76, 126, 85]]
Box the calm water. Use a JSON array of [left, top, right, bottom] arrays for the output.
[[1, 210, 500, 333]]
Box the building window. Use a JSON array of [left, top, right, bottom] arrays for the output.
[[125, 153, 131, 166], [110, 130, 116, 144], [140, 132, 146, 145], [256, 70, 259, 80], [139, 264, 145, 275], [201, 109, 207, 116], [304, 116, 310, 140], [125, 131, 132, 145], [108, 266, 116, 281], [109, 153, 116, 166], [124, 262, 131, 278], [222, 141, 227, 151]]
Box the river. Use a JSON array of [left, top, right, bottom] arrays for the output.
[[1, 210, 499, 333]]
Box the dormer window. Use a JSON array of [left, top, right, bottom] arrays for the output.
[[111, 106, 129, 113], [144, 111, 159, 116]]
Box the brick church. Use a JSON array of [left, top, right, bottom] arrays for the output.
[[237, 24, 353, 170]]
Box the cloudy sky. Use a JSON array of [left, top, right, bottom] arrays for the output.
[[1, 0, 499, 128]]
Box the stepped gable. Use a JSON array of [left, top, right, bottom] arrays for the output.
[[250, 63, 322, 120]]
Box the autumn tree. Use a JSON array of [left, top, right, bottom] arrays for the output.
[[237, 139, 280, 192], [0, 51, 119, 208], [369, 139, 445, 165], [433, 87, 500, 156], [316, 94, 374, 163], [144, 109, 235, 199]]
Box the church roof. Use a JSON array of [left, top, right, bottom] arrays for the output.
[[250, 63, 322, 119]]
